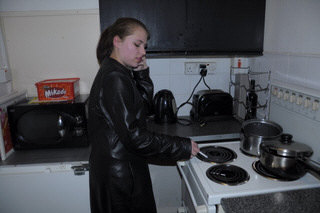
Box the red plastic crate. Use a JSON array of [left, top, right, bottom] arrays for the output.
[[35, 78, 80, 101]]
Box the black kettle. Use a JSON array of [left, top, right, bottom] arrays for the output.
[[153, 89, 177, 124]]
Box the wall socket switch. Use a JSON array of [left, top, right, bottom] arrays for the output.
[[184, 62, 216, 75]]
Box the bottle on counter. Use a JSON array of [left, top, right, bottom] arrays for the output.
[[245, 79, 258, 120]]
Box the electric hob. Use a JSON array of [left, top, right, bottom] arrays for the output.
[[178, 141, 320, 212]]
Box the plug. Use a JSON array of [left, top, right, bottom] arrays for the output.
[[199, 64, 207, 77], [200, 69, 207, 76], [199, 64, 207, 76]]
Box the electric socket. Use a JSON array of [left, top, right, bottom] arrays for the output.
[[184, 62, 216, 75]]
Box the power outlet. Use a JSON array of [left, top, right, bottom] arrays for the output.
[[184, 62, 216, 75]]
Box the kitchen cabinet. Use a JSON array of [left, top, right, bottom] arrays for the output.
[[99, 0, 266, 56], [0, 147, 90, 213], [0, 163, 90, 213]]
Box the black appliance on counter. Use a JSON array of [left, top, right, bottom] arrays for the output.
[[153, 89, 177, 124], [7, 94, 89, 150], [190, 90, 233, 121]]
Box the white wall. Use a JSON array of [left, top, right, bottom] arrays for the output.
[[1, 10, 101, 98], [0, 0, 99, 12], [0, 1, 234, 116], [250, 0, 320, 162], [251, 0, 320, 95]]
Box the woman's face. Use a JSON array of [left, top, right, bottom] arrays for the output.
[[113, 26, 148, 69]]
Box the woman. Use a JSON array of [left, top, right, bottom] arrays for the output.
[[88, 17, 199, 213]]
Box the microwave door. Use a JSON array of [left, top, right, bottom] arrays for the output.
[[15, 110, 67, 148]]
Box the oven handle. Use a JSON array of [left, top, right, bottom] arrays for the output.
[[177, 162, 209, 213]]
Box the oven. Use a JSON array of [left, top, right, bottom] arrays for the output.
[[177, 140, 320, 213]]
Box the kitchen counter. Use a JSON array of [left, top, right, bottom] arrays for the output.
[[0, 146, 90, 166], [221, 187, 320, 213], [147, 116, 241, 141], [0, 116, 241, 166]]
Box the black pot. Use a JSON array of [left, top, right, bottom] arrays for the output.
[[153, 89, 177, 124], [260, 134, 320, 180]]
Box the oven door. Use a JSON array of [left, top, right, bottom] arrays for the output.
[[177, 161, 216, 213]]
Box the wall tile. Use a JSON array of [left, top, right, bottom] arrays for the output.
[[287, 55, 309, 85], [151, 75, 170, 93], [169, 59, 186, 75], [268, 54, 289, 83], [169, 74, 190, 95], [148, 59, 170, 76], [174, 93, 193, 116], [306, 56, 320, 90]]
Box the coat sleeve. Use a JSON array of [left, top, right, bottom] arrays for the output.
[[99, 71, 191, 161], [133, 68, 154, 115]]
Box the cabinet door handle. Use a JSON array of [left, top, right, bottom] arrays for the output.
[[71, 164, 89, 176], [57, 115, 66, 137]]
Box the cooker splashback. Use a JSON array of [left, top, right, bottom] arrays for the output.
[[269, 84, 320, 162]]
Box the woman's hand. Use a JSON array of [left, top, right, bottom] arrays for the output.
[[133, 56, 148, 71], [190, 140, 200, 158]]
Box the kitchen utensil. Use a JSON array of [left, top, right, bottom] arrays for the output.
[[240, 119, 283, 156], [260, 134, 320, 180], [198, 151, 208, 159], [153, 89, 177, 124]]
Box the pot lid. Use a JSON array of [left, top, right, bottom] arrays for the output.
[[260, 134, 313, 157]]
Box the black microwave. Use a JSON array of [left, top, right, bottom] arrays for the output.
[[7, 95, 89, 150]]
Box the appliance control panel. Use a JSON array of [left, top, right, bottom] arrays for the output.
[[271, 85, 320, 122]]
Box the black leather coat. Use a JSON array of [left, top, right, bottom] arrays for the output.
[[88, 58, 192, 213]]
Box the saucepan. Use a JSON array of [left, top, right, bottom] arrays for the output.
[[240, 119, 283, 156], [259, 134, 320, 180]]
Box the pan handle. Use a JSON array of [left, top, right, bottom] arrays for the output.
[[298, 158, 320, 179]]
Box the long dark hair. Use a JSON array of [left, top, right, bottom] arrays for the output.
[[96, 17, 150, 65]]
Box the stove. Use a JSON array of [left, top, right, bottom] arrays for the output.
[[206, 164, 249, 186], [177, 141, 320, 213], [197, 146, 237, 163]]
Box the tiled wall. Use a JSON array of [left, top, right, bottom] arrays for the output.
[[249, 53, 320, 119], [148, 58, 232, 116], [250, 53, 320, 95]]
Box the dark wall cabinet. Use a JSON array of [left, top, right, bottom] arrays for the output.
[[99, 0, 266, 57]]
